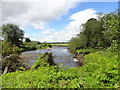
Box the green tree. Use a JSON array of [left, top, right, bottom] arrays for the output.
[[83, 18, 103, 47], [2, 41, 24, 57], [68, 37, 81, 53], [2, 24, 24, 47], [102, 11, 119, 46], [25, 38, 31, 42], [78, 32, 88, 48]]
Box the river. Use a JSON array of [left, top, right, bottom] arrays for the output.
[[21, 46, 79, 68]]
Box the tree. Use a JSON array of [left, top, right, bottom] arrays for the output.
[[68, 37, 82, 53], [102, 11, 119, 46], [78, 32, 88, 48], [83, 18, 103, 47], [2, 24, 24, 47], [25, 38, 31, 42], [2, 41, 24, 58]]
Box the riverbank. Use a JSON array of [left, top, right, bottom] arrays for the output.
[[1, 49, 118, 88], [74, 48, 104, 66]]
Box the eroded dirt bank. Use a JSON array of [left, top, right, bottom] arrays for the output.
[[75, 52, 90, 66]]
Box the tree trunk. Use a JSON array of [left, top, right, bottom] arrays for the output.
[[3, 66, 9, 74]]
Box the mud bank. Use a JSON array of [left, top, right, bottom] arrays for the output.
[[75, 52, 90, 66]]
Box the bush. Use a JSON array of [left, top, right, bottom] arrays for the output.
[[108, 40, 118, 52], [36, 43, 52, 49], [68, 37, 82, 53], [2, 42, 24, 57], [81, 51, 119, 88], [31, 53, 55, 69]]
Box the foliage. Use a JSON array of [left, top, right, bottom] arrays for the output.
[[2, 54, 29, 74], [83, 18, 103, 47], [68, 18, 103, 52], [36, 42, 52, 49], [23, 41, 40, 47], [102, 11, 119, 42], [68, 10, 119, 52], [25, 38, 31, 42], [81, 51, 119, 88], [68, 37, 82, 53], [31, 53, 54, 69], [1, 51, 119, 88], [22, 41, 39, 51], [2, 42, 24, 58], [22, 41, 52, 50], [107, 40, 118, 52], [2, 24, 24, 47], [76, 48, 95, 54]]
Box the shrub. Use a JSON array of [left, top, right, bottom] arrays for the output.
[[31, 53, 55, 69], [108, 40, 118, 52], [2, 42, 24, 57]]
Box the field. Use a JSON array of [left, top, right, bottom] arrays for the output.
[[50, 43, 68, 47]]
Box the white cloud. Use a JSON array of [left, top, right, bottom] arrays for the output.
[[1, 0, 98, 42], [40, 29, 54, 34], [65, 9, 97, 32], [35, 9, 97, 42], [2, 0, 77, 29], [1, 0, 118, 2]]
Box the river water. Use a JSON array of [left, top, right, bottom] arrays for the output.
[[22, 46, 79, 68]]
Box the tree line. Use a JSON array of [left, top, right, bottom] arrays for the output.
[[68, 10, 119, 53]]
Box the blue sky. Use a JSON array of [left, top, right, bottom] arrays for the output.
[[2, 1, 118, 42], [48, 2, 118, 32]]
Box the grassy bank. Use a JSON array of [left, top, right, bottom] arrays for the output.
[[1, 50, 119, 88], [50, 43, 68, 47], [22, 41, 52, 50], [2, 41, 52, 58]]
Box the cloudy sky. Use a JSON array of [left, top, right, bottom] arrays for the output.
[[1, 0, 118, 42]]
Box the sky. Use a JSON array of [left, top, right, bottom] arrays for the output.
[[1, 0, 119, 42]]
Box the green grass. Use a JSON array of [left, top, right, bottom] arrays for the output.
[[1, 51, 119, 88], [76, 48, 95, 53], [50, 43, 68, 46], [76, 48, 105, 54]]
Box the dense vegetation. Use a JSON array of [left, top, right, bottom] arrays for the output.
[[1, 24, 52, 58], [68, 11, 119, 53], [67, 10, 119, 88], [1, 9, 119, 88], [2, 24, 24, 47], [1, 50, 118, 88], [1, 24, 52, 74]]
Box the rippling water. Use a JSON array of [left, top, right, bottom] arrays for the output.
[[22, 46, 79, 68]]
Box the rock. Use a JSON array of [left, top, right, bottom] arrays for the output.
[[75, 53, 84, 66], [75, 52, 90, 66]]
